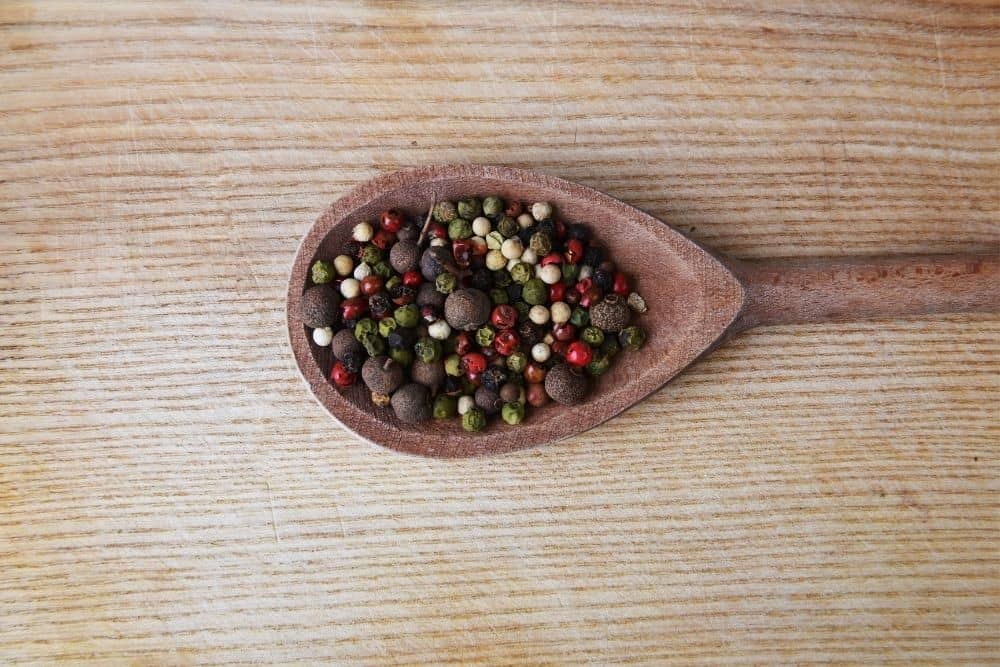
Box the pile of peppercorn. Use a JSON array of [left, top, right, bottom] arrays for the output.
[[298, 196, 648, 431]]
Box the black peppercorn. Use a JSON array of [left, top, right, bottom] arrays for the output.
[[517, 320, 543, 346], [470, 268, 493, 291], [388, 284, 415, 305], [387, 328, 416, 350], [480, 367, 508, 392], [340, 350, 365, 374], [592, 269, 614, 292], [535, 219, 555, 238], [506, 283, 522, 302], [475, 386, 503, 415], [583, 246, 604, 268], [443, 375, 464, 396], [368, 293, 392, 319], [566, 224, 590, 242], [517, 227, 534, 245]]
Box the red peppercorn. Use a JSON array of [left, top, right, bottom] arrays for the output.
[[380, 209, 404, 233], [429, 223, 447, 239], [540, 252, 563, 267], [493, 330, 520, 356], [371, 229, 395, 250], [402, 270, 422, 288], [491, 304, 517, 330], [552, 322, 577, 342], [330, 360, 356, 387], [505, 201, 523, 217], [566, 340, 593, 367], [452, 238, 472, 269], [466, 370, 482, 386], [360, 275, 383, 296], [454, 332, 473, 356], [575, 277, 593, 294], [564, 289, 580, 306], [523, 362, 547, 384], [565, 239, 584, 264], [612, 271, 629, 296], [548, 282, 566, 303], [420, 305, 437, 323], [461, 352, 487, 376], [340, 297, 368, 320], [526, 383, 549, 407], [551, 340, 570, 358], [579, 286, 603, 308]]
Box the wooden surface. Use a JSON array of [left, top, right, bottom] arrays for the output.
[[1, 1, 998, 664]]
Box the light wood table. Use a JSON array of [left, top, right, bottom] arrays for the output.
[[2, 2, 997, 664]]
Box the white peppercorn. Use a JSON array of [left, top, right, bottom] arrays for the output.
[[339, 278, 361, 298], [516, 213, 534, 229], [471, 216, 491, 236], [485, 250, 507, 271], [531, 201, 553, 221], [520, 248, 538, 265], [550, 301, 571, 324], [457, 395, 475, 415], [528, 305, 550, 325], [352, 222, 374, 242], [538, 264, 561, 285], [428, 319, 451, 340], [531, 342, 551, 362], [353, 262, 372, 280], [312, 326, 333, 346], [501, 237, 524, 260]]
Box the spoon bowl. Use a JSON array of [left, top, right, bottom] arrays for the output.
[[288, 165, 744, 456], [288, 165, 998, 457]]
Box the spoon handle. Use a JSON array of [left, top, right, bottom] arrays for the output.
[[729, 253, 999, 330]]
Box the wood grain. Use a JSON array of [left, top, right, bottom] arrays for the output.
[[1, 1, 997, 664]]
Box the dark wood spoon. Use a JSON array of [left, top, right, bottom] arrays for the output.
[[287, 165, 998, 457]]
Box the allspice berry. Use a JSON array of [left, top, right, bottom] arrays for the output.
[[416, 282, 446, 309], [391, 383, 431, 424], [331, 328, 364, 361], [361, 356, 404, 395], [411, 359, 445, 392], [444, 288, 491, 331], [544, 363, 588, 406], [299, 284, 341, 328], [389, 240, 421, 274], [588, 294, 631, 332], [475, 386, 503, 415]]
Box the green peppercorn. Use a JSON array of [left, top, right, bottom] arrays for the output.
[[373, 261, 393, 279], [444, 353, 462, 376], [384, 275, 401, 291], [482, 196, 504, 220], [522, 278, 547, 305], [311, 260, 334, 284], [361, 245, 382, 265], [354, 318, 377, 341], [493, 270, 512, 288], [485, 231, 505, 251], [600, 336, 621, 359], [529, 232, 552, 256], [501, 401, 525, 425], [619, 325, 647, 351], [581, 326, 604, 347], [378, 317, 398, 338], [432, 394, 458, 419], [394, 304, 420, 328], [496, 216, 518, 238], [457, 197, 482, 220], [510, 262, 533, 285], [489, 288, 509, 305], [475, 325, 495, 348], [362, 335, 385, 357], [562, 263, 580, 283], [585, 353, 611, 377], [414, 336, 442, 363], [570, 306, 590, 328], [462, 407, 487, 432], [433, 201, 457, 223], [435, 272, 458, 294], [506, 351, 528, 373], [389, 347, 413, 366], [514, 301, 531, 320], [448, 218, 473, 240]]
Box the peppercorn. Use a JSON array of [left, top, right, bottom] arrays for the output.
[[340, 349, 365, 374], [344, 239, 365, 259], [389, 347, 413, 367], [371, 391, 392, 408], [432, 394, 458, 419], [566, 224, 590, 242], [361, 356, 405, 395], [433, 201, 457, 223], [388, 284, 416, 306], [489, 288, 509, 305], [311, 260, 334, 284], [420, 246, 451, 281], [513, 301, 530, 321], [618, 325, 647, 351], [394, 304, 420, 328], [506, 283, 523, 302], [510, 262, 532, 285], [457, 197, 482, 220], [552, 322, 576, 343], [581, 326, 605, 347], [411, 359, 445, 392], [330, 360, 356, 387], [299, 285, 341, 328], [499, 382, 523, 404], [443, 353, 462, 377], [544, 363, 588, 405], [493, 330, 520, 356], [501, 402, 525, 425], [462, 407, 487, 432], [523, 362, 547, 384], [562, 263, 580, 284], [569, 306, 589, 328], [592, 269, 614, 292], [448, 218, 473, 240], [475, 386, 503, 415], [589, 294, 630, 333], [529, 232, 552, 257], [583, 246, 604, 268], [516, 320, 542, 346], [526, 383, 549, 407], [389, 240, 421, 274], [600, 336, 621, 359], [442, 375, 463, 396], [368, 293, 392, 319], [360, 275, 383, 296], [378, 317, 397, 338], [496, 216, 519, 238], [453, 331, 473, 355], [493, 269, 512, 288], [387, 327, 416, 350], [522, 278, 547, 305], [372, 261, 393, 279], [416, 282, 445, 309], [475, 325, 495, 348], [480, 367, 508, 392], [414, 337, 442, 363], [331, 329, 363, 361], [506, 351, 528, 373], [482, 196, 504, 220], [362, 335, 385, 357], [585, 353, 610, 377], [444, 288, 492, 331], [397, 223, 420, 242], [469, 268, 492, 291], [461, 351, 488, 377], [565, 340, 593, 367], [391, 383, 431, 423], [535, 219, 555, 238], [432, 272, 456, 295]]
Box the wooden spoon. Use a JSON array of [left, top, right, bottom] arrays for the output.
[[287, 165, 998, 457]]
